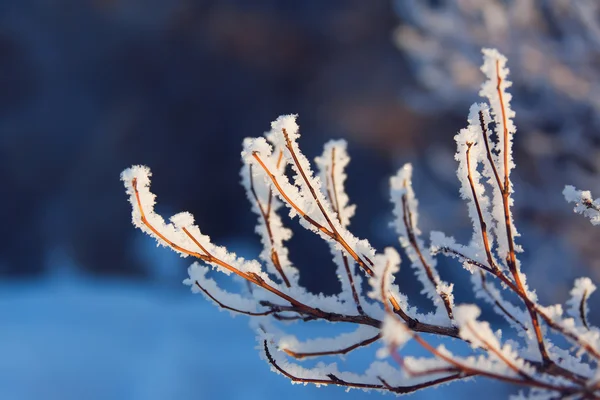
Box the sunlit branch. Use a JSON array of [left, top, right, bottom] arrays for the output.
[[411, 331, 578, 394], [252, 152, 334, 239], [132, 178, 329, 318], [248, 163, 291, 287], [280, 128, 374, 276], [471, 322, 589, 388], [465, 142, 501, 274], [282, 129, 339, 235], [123, 47, 600, 398], [465, 141, 550, 363], [493, 60, 551, 364]]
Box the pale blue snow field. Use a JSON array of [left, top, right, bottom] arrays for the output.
[[0, 277, 509, 400]]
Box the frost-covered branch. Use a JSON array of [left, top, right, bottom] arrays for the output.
[[315, 140, 365, 315], [122, 49, 599, 398], [391, 164, 455, 322]]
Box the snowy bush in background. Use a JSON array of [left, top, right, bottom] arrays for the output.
[[122, 50, 599, 398], [395, 0, 600, 279], [395, 0, 600, 139]]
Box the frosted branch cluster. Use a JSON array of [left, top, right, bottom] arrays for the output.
[[395, 0, 600, 229], [122, 49, 599, 398]]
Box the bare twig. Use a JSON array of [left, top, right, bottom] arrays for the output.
[[194, 281, 274, 316], [580, 288, 590, 330], [248, 162, 291, 287], [265, 340, 471, 394], [324, 146, 365, 315], [400, 180, 453, 320], [282, 334, 381, 359]]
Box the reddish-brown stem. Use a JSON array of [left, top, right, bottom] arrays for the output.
[[265, 340, 470, 394], [194, 281, 274, 316], [463, 145, 529, 330], [252, 152, 335, 239], [132, 178, 321, 316], [467, 322, 589, 389], [341, 255, 365, 315], [133, 179, 467, 342], [253, 150, 373, 276], [465, 142, 501, 274], [248, 164, 291, 287], [324, 146, 364, 315], [280, 129, 374, 276], [282, 129, 339, 237], [465, 140, 549, 362], [492, 61, 551, 364], [264, 340, 384, 390], [283, 334, 381, 359], [466, 322, 533, 381], [400, 183, 453, 320], [132, 179, 209, 260], [181, 227, 212, 257], [381, 258, 459, 338], [479, 271, 529, 332], [132, 167, 593, 394], [437, 247, 495, 274], [388, 344, 462, 378], [438, 140, 595, 379], [535, 308, 600, 361], [442, 240, 600, 363], [497, 58, 510, 199]]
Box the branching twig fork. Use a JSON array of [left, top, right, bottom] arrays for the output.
[[400, 181, 454, 320], [324, 146, 365, 315]]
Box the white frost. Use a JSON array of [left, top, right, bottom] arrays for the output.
[[563, 185, 600, 225]]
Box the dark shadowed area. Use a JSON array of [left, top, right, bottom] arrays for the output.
[[1, 1, 415, 280]]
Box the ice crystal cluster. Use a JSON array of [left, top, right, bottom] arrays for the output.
[[122, 50, 599, 398]]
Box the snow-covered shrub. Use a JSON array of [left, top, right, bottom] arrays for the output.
[[122, 50, 599, 398], [394, 0, 600, 135], [395, 1, 600, 281]]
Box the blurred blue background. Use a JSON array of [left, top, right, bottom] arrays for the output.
[[1, 1, 599, 399]]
